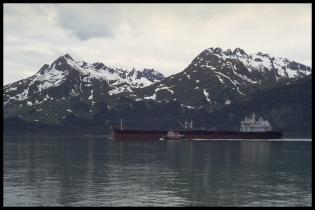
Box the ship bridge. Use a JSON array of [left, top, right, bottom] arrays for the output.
[[240, 113, 272, 132]]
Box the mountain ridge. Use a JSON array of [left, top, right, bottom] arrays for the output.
[[4, 54, 165, 112], [3, 47, 312, 137], [125, 47, 311, 110]]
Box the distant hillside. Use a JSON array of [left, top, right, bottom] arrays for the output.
[[4, 76, 312, 138], [201, 76, 312, 138]]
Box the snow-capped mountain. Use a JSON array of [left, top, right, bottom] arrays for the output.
[[3, 48, 312, 137], [128, 47, 311, 109], [3, 54, 165, 118], [3, 47, 312, 129]]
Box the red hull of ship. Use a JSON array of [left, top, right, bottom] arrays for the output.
[[111, 127, 282, 140]]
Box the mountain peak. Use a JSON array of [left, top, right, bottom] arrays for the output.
[[52, 54, 73, 65], [92, 62, 106, 69], [142, 68, 156, 74], [206, 47, 223, 53], [64, 54, 74, 60], [233, 47, 247, 56], [54, 55, 68, 62], [213, 47, 223, 54], [224, 49, 233, 56], [257, 52, 270, 57], [36, 64, 50, 75]]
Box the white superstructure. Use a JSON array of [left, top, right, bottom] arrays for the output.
[[240, 113, 272, 132]]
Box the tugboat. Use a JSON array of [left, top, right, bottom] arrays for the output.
[[160, 131, 187, 141]]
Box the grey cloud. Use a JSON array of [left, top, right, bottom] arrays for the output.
[[3, 4, 312, 85], [55, 6, 118, 41]]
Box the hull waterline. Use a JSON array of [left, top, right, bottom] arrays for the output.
[[111, 127, 282, 141]]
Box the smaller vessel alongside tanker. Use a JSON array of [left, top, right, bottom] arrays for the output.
[[160, 131, 187, 141]]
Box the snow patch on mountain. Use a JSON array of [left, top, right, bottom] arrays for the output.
[[144, 93, 157, 100], [181, 104, 195, 109], [155, 86, 174, 94], [8, 87, 17, 91], [109, 85, 133, 95], [225, 99, 231, 105], [200, 64, 216, 70], [285, 68, 299, 78], [16, 88, 29, 101], [88, 90, 95, 105], [70, 89, 79, 97], [214, 71, 240, 86], [216, 75, 224, 83], [237, 87, 246, 95], [231, 65, 259, 84], [203, 89, 211, 102]]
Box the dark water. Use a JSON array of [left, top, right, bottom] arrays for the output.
[[3, 136, 312, 207]]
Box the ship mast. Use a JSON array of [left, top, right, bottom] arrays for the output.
[[178, 120, 193, 129], [177, 121, 186, 129]]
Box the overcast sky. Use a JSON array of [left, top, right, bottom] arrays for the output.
[[3, 3, 312, 85]]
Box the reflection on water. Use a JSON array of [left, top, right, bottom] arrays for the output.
[[3, 137, 312, 206]]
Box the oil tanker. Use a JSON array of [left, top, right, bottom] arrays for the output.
[[111, 114, 282, 140]]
